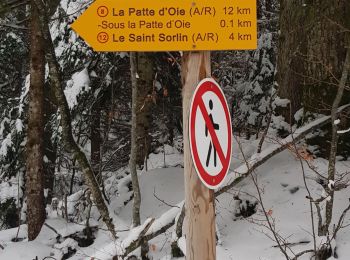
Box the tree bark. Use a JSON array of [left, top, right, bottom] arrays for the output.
[[32, 0, 117, 240], [302, 1, 349, 114], [91, 86, 102, 184], [43, 73, 58, 205], [277, 0, 350, 122], [26, 0, 46, 241], [135, 53, 154, 167], [277, 0, 306, 121], [129, 52, 142, 227], [182, 52, 216, 260], [130, 52, 148, 259]]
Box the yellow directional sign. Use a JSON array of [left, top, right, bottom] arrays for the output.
[[71, 0, 257, 52]]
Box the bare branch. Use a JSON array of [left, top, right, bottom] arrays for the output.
[[0, 22, 28, 30], [257, 92, 275, 153], [291, 249, 315, 260], [288, 103, 317, 254], [153, 188, 180, 208], [333, 199, 350, 238], [236, 137, 290, 260], [122, 218, 155, 258]]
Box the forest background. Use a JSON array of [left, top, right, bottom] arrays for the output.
[[0, 0, 350, 260]]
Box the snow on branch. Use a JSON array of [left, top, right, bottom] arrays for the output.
[[121, 207, 180, 257], [89, 207, 181, 259], [0, 23, 28, 30], [337, 127, 350, 134]]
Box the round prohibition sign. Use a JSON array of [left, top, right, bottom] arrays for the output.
[[189, 78, 232, 189]]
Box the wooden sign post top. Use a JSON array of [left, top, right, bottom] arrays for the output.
[[71, 0, 257, 52]]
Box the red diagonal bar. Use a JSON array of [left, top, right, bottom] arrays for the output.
[[198, 99, 226, 165]]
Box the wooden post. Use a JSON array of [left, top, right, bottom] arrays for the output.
[[182, 51, 216, 260]]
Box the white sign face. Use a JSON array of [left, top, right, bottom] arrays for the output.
[[189, 78, 232, 189]]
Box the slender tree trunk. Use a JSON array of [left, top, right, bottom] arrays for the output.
[[32, 0, 117, 240], [42, 0, 60, 205], [319, 48, 350, 236], [135, 53, 154, 167], [26, 0, 46, 241], [129, 52, 150, 259], [43, 74, 58, 204], [129, 52, 142, 227], [91, 89, 102, 184]]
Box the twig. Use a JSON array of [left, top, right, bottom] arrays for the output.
[[64, 193, 68, 222], [257, 92, 275, 153], [166, 52, 181, 70], [333, 199, 350, 238], [288, 102, 317, 255], [44, 223, 61, 238], [291, 249, 314, 260], [272, 241, 310, 248], [322, 15, 350, 33], [153, 188, 180, 208], [0, 23, 28, 30], [235, 136, 290, 260]]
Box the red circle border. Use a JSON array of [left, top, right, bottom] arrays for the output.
[[189, 78, 232, 189]]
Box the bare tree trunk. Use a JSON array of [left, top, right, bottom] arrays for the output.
[[91, 89, 102, 184], [130, 52, 148, 259], [129, 52, 142, 227], [26, 0, 46, 241], [32, 0, 117, 240], [43, 70, 58, 205], [135, 53, 154, 167], [276, 0, 305, 122], [319, 48, 350, 236]]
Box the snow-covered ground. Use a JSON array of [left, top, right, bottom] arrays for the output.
[[0, 139, 349, 260]]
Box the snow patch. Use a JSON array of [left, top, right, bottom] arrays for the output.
[[0, 241, 53, 260], [64, 68, 91, 109]]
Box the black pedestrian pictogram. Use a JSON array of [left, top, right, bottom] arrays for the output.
[[205, 99, 220, 167]]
